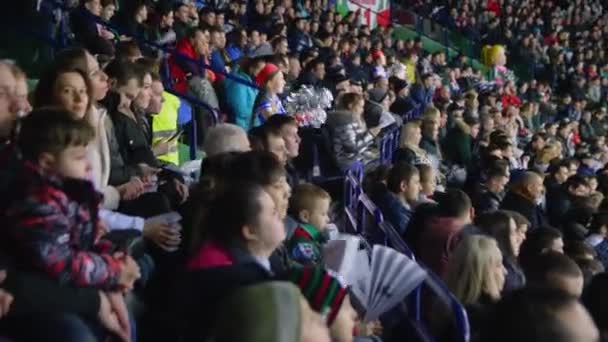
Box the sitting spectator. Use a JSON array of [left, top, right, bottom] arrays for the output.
[[180, 182, 285, 339], [172, 2, 198, 41], [265, 115, 302, 189], [585, 211, 608, 270], [252, 63, 287, 127], [326, 92, 381, 170], [443, 235, 506, 340], [481, 287, 599, 342], [373, 162, 421, 235], [0, 108, 140, 342], [287, 184, 331, 266], [419, 107, 443, 169], [416, 189, 472, 278], [393, 120, 431, 166], [249, 125, 289, 166], [211, 281, 331, 342], [70, 0, 115, 56], [168, 27, 217, 98], [442, 115, 480, 171], [417, 164, 437, 203], [582, 273, 608, 341], [546, 175, 590, 227], [410, 73, 434, 113], [500, 171, 547, 230], [202, 123, 251, 158], [544, 160, 571, 194], [523, 251, 585, 298], [476, 211, 526, 292], [223, 57, 265, 130], [472, 163, 509, 214], [288, 267, 358, 342]]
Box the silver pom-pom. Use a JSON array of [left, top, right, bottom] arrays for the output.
[[284, 86, 333, 128]]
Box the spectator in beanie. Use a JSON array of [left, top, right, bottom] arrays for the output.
[[211, 281, 331, 342], [288, 267, 359, 342], [252, 63, 287, 127]]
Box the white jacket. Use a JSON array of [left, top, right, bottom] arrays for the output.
[[88, 106, 121, 210]]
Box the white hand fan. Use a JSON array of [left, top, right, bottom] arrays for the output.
[[352, 245, 427, 322], [323, 235, 363, 286]]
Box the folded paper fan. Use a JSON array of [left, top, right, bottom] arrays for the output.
[[323, 234, 365, 286], [352, 245, 427, 322]]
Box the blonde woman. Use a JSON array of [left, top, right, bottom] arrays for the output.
[[532, 143, 561, 173], [444, 235, 506, 339], [394, 120, 432, 166]]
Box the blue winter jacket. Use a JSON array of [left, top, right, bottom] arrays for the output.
[[223, 69, 259, 130]]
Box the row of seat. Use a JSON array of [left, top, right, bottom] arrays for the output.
[[343, 160, 471, 342]]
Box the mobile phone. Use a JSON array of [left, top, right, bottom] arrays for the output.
[[168, 129, 184, 141]]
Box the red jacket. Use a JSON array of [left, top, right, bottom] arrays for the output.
[[187, 240, 233, 270], [168, 38, 216, 94], [416, 216, 464, 279]]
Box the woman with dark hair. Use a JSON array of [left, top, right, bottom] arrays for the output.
[[33, 66, 93, 121], [175, 182, 286, 341], [475, 210, 526, 292]]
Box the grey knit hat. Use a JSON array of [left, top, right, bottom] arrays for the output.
[[212, 282, 302, 342]]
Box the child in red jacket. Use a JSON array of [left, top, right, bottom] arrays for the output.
[[1, 109, 140, 291]]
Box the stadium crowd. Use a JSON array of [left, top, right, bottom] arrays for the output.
[[0, 0, 608, 341]]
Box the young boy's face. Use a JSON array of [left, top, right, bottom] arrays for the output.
[[303, 197, 330, 230], [53, 145, 91, 180], [404, 173, 421, 204]]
